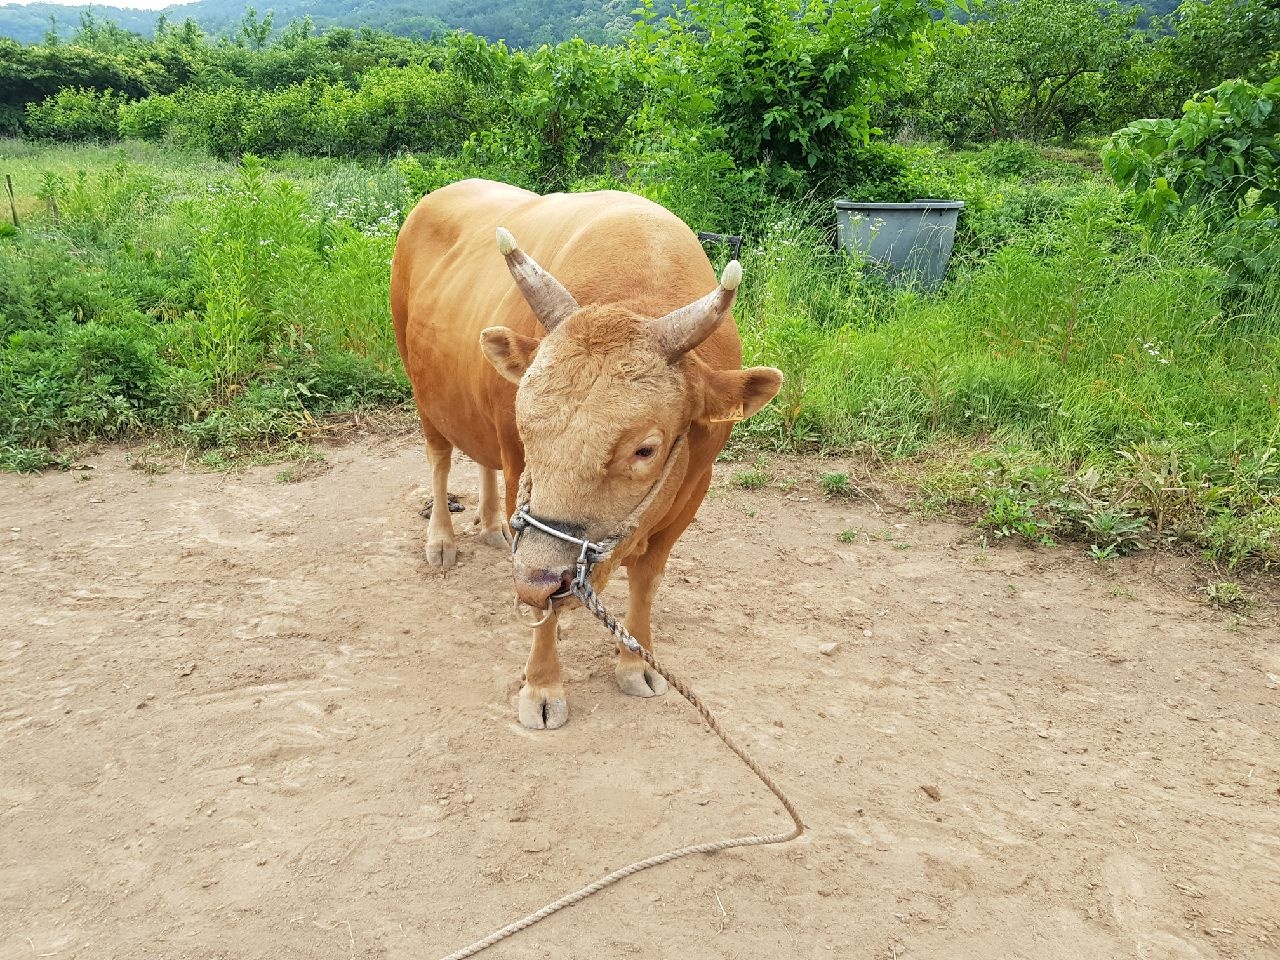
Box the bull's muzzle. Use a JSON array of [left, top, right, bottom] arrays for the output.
[[513, 565, 574, 609]]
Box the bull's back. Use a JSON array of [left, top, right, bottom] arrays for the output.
[[392, 180, 535, 468], [391, 179, 742, 468]]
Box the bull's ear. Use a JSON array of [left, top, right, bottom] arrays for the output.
[[701, 366, 784, 423], [480, 327, 540, 384]]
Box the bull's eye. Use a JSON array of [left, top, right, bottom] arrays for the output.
[[634, 446, 656, 460]]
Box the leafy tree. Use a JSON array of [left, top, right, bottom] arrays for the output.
[[279, 16, 315, 47], [1170, 0, 1280, 88], [0, 39, 150, 116], [237, 7, 274, 51], [649, 0, 935, 171], [1095, 29, 1190, 126], [932, 0, 1139, 141], [472, 38, 643, 187]]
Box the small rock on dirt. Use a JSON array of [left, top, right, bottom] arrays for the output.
[[176, 661, 196, 677], [921, 785, 942, 802], [420, 494, 465, 519], [818, 642, 839, 656]]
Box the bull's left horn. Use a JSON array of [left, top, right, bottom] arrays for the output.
[[496, 227, 580, 333], [652, 260, 742, 359]]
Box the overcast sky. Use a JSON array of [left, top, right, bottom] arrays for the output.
[[7, 0, 180, 9]]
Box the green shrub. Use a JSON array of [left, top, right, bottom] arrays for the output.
[[0, 104, 24, 136], [1104, 76, 1280, 298], [977, 141, 1048, 179], [118, 93, 179, 142], [606, 149, 791, 237], [25, 87, 127, 141], [1, 317, 169, 451], [826, 142, 952, 204], [1104, 77, 1280, 229], [336, 65, 477, 156], [395, 154, 488, 198], [1202, 508, 1279, 567], [0, 144, 410, 466], [176, 380, 311, 451]]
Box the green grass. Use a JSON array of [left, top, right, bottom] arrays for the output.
[[729, 468, 770, 490], [730, 163, 1279, 565], [0, 140, 410, 470], [819, 471, 853, 497]]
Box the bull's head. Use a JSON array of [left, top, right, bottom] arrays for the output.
[[481, 227, 783, 609]]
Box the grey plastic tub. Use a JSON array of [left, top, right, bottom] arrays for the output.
[[834, 199, 965, 290]]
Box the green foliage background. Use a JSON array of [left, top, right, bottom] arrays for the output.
[[0, 0, 1277, 565]]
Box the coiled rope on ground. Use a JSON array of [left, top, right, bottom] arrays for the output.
[[435, 579, 806, 960]]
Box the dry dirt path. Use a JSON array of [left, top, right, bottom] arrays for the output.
[[2, 436, 1278, 960]]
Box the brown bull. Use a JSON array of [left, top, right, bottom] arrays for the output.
[[391, 179, 782, 729]]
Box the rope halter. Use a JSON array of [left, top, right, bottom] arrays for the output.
[[509, 435, 688, 631]]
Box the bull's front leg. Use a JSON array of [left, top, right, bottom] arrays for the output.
[[615, 556, 669, 698], [519, 612, 568, 729]]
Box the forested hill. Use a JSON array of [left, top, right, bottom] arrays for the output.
[[0, 0, 1176, 47], [0, 0, 636, 45]]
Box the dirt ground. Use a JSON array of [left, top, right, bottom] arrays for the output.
[[3, 432, 1279, 960]]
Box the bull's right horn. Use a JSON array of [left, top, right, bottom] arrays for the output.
[[496, 227, 580, 333]]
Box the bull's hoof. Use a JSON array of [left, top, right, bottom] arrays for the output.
[[518, 684, 568, 730], [616, 664, 668, 698], [475, 526, 510, 550], [425, 539, 457, 569]]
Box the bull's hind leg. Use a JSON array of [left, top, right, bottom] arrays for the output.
[[472, 466, 511, 550], [422, 421, 458, 569], [519, 613, 568, 729]]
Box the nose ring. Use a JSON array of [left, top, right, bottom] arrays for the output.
[[514, 598, 555, 627]]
